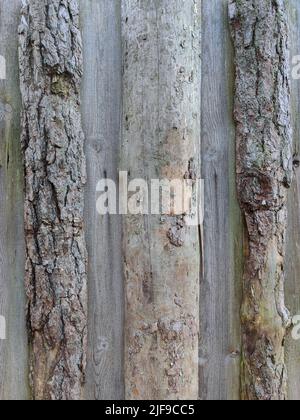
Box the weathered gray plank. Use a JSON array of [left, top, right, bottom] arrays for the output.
[[200, 0, 243, 400], [286, 0, 300, 402], [80, 0, 124, 400], [0, 0, 28, 401]]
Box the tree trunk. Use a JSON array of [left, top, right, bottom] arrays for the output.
[[230, 0, 292, 400], [19, 0, 87, 400], [122, 0, 201, 400]]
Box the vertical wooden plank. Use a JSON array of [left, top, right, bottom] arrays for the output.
[[200, 0, 243, 400], [0, 0, 29, 400], [80, 0, 124, 400], [286, 0, 300, 401]]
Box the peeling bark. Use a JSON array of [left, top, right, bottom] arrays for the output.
[[19, 0, 87, 400], [122, 0, 201, 400], [230, 0, 292, 400]]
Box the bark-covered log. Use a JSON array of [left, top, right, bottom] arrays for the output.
[[19, 0, 87, 400], [230, 0, 292, 400], [122, 0, 201, 400]]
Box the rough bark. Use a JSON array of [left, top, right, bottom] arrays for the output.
[[122, 0, 201, 400], [19, 0, 87, 400], [230, 0, 292, 400]]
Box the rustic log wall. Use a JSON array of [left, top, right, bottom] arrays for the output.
[[0, 0, 300, 400], [80, 0, 124, 401]]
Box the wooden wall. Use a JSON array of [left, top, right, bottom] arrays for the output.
[[0, 0, 299, 400]]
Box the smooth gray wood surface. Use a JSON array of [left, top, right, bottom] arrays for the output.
[[0, 0, 29, 401], [286, 0, 300, 402], [200, 0, 243, 401], [80, 0, 124, 400]]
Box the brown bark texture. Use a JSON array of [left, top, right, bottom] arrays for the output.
[[230, 0, 292, 400], [19, 0, 87, 400]]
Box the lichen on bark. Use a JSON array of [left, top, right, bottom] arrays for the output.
[[19, 0, 87, 400], [230, 0, 292, 400]]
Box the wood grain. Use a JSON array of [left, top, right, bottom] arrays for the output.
[[0, 0, 29, 401], [80, 0, 124, 400], [286, 0, 300, 401], [200, 0, 243, 401]]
